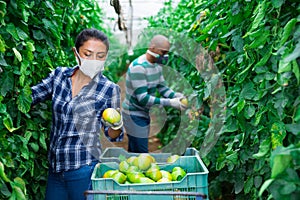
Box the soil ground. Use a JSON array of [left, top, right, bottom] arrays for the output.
[[112, 133, 162, 152]]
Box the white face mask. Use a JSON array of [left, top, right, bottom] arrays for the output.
[[75, 49, 106, 79], [146, 49, 160, 58], [146, 50, 169, 65]]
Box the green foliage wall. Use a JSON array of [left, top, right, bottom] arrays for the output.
[[0, 0, 118, 199], [147, 0, 300, 199]]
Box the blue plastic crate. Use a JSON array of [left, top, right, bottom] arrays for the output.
[[91, 155, 209, 200], [99, 147, 200, 164]]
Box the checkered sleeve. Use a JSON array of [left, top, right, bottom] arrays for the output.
[[31, 69, 55, 105]]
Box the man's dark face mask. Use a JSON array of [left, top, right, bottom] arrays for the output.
[[157, 54, 169, 65]]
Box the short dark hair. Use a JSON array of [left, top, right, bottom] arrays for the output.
[[75, 28, 109, 52]]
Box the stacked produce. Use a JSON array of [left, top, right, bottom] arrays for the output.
[[102, 154, 186, 184]]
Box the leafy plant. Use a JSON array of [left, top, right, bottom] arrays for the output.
[[0, 0, 123, 199], [146, 0, 300, 199]]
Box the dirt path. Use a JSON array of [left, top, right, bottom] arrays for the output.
[[112, 133, 162, 152]]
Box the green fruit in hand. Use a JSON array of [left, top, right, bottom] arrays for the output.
[[180, 98, 188, 106], [103, 170, 118, 178], [171, 167, 186, 181], [145, 168, 162, 182], [119, 160, 130, 173], [160, 170, 172, 181], [112, 171, 127, 184], [102, 108, 121, 124], [167, 155, 180, 163]]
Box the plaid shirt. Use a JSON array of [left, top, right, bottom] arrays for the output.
[[31, 66, 123, 172]]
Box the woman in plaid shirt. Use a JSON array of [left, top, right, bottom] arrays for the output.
[[31, 28, 123, 200]]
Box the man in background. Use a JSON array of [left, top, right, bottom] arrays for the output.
[[122, 35, 186, 153]]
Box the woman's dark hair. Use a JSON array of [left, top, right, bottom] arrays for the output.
[[75, 28, 109, 52]]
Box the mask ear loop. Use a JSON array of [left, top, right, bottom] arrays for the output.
[[72, 47, 82, 66], [146, 49, 160, 58]]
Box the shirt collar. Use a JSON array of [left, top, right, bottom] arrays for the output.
[[64, 66, 79, 77]]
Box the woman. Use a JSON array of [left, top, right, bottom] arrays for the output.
[[31, 28, 123, 200]]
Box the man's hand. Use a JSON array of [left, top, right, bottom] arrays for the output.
[[169, 98, 187, 111], [174, 92, 185, 98]]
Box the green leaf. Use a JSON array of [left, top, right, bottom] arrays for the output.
[[225, 117, 238, 132], [271, 122, 286, 149], [226, 151, 238, 164], [253, 138, 270, 158], [16, 27, 28, 40], [285, 123, 300, 136], [284, 41, 300, 63], [6, 23, 19, 41], [280, 182, 296, 195], [11, 185, 26, 200], [0, 103, 6, 114], [3, 115, 20, 132], [292, 60, 300, 85], [271, 154, 292, 178], [45, 1, 55, 11], [216, 157, 226, 171], [29, 142, 39, 152], [253, 47, 272, 69], [232, 35, 244, 52], [19, 61, 28, 87], [26, 41, 35, 52], [0, 161, 10, 182], [249, 0, 267, 33], [254, 175, 263, 188], [118, 154, 126, 162], [17, 85, 32, 113], [32, 30, 45, 40], [24, 131, 32, 141], [0, 1, 7, 21], [247, 30, 270, 49], [244, 104, 256, 119], [259, 179, 274, 197], [13, 177, 26, 192], [237, 99, 245, 113], [0, 54, 8, 66], [240, 82, 256, 100], [0, 36, 6, 53], [244, 176, 253, 194], [21, 7, 30, 22], [20, 145, 29, 160], [0, 71, 14, 96], [12, 47, 22, 62], [254, 108, 266, 126], [279, 18, 297, 47], [294, 106, 300, 122], [40, 132, 47, 150], [278, 59, 291, 73], [271, 0, 284, 8]]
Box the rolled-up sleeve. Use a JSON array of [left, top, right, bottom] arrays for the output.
[[31, 69, 55, 106]]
